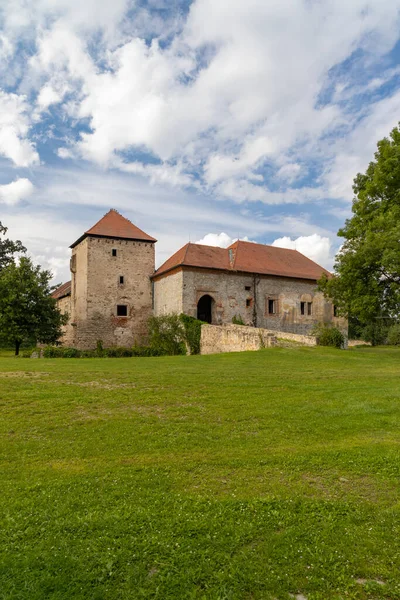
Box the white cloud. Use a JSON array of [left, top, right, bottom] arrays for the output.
[[276, 163, 302, 183], [0, 178, 34, 205], [196, 232, 236, 247], [272, 234, 333, 269], [0, 91, 39, 166], [9, 0, 398, 194]]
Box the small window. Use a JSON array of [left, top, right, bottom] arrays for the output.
[[245, 286, 251, 291], [300, 301, 306, 315], [246, 298, 252, 308], [119, 276, 124, 284], [112, 249, 117, 257], [333, 305, 338, 317], [268, 299, 276, 314], [307, 302, 312, 316], [117, 305, 128, 316]]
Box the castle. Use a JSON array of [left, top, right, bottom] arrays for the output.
[[52, 209, 346, 349]]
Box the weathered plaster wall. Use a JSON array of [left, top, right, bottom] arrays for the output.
[[200, 323, 318, 355], [153, 270, 183, 316], [200, 323, 277, 354], [181, 268, 347, 336], [56, 294, 74, 346], [70, 236, 155, 349]]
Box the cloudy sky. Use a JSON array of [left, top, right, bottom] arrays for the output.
[[1, 0, 400, 282]]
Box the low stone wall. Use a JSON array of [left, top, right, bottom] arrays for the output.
[[200, 324, 277, 355], [200, 324, 318, 355], [273, 331, 317, 346]]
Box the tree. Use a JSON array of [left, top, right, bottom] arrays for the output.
[[0, 257, 67, 355], [319, 124, 400, 342], [0, 222, 26, 272]]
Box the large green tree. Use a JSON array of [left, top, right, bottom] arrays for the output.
[[320, 125, 400, 338], [0, 257, 67, 355], [0, 222, 26, 271]]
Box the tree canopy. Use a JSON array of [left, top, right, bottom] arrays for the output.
[[319, 124, 400, 339], [0, 256, 67, 355], [0, 222, 26, 272]]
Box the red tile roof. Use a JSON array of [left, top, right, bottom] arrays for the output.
[[153, 241, 330, 281], [70, 209, 156, 247], [52, 280, 71, 299]]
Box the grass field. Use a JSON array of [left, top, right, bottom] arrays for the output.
[[0, 346, 399, 599]]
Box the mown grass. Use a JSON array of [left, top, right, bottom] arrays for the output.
[[0, 346, 399, 599]]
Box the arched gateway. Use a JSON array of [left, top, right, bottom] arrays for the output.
[[197, 294, 214, 324]]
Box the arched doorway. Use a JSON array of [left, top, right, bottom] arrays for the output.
[[197, 294, 214, 323]]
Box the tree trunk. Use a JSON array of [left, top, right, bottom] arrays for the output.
[[15, 340, 20, 356]]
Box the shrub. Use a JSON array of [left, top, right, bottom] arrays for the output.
[[96, 340, 104, 357], [232, 315, 245, 325], [43, 346, 81, 358], [62, 347, 81, 358], [179, 314, 203, 355], [387, 324, 400, 345], [21, 348, 38, 358], [148, 314, 187, 356], [312, 323, 344, 348], [360, 322, 389, 346], [104, 347, 133, 358], [80, 350, 96, 358]]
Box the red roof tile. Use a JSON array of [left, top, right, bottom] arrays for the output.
[[52, 280, 71, 299], [153, 240, 330, 281], [71, 209, 156, 247]]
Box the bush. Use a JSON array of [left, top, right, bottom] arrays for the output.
[[21, 348, 38, 358], [232, 315, 245, 325], [104, 347, 133, 357], [312, 324, 344, 348], [387, 324, 400, 345], [360, 322, 389, 346], [131, 345, 167, 357], [43, 346, 81, 358], [179, 314, 203, 355], [148, 314, 187, 356]]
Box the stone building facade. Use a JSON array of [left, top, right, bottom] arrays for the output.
[[53, 209, 346, 349], [152, 241, 347, 336], [52, 210, 156, 349]]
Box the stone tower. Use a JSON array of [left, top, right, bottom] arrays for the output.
[[68, 209, 156, 349]]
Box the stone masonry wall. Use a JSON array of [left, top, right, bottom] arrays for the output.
[[70, 236, 155, 349], [153, 270, 183, 316], [56, 294, 74, 346], [200, 323, 278, 354], [181, 268, 347, 336]]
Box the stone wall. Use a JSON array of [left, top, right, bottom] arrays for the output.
[[200, 323, 278, 354], [68, 236, 155, 349], [153, 270, 183, 316], [56, 294, 74, 346], [179, 268, 347, 336]]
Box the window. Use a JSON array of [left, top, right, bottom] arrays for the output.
[[245, 286, 251, 291], [246, 298, 252, 308], [333, 305, 338, 317], [301, 301, 306, 315], [268, 299, 276, 314], [117, 305, 128, 316], [112, 249, 117, 257], [307, 302, 312, 316], [119, 275, 124, 284]]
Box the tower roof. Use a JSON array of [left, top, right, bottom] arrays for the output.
[[70, 209, 156, 248]]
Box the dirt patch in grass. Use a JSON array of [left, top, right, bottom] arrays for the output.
[[63, 380, 137, 390], [0, 371, 50, 378], [73, 404, 166, 422]]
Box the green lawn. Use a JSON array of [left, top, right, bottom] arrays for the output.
[[0, 347, 399, 599]]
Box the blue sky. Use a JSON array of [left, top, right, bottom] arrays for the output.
[[1, 0, 400, 282]]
